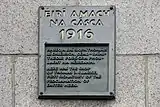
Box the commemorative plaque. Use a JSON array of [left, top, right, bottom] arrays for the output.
[[38, 6, 116, 99]]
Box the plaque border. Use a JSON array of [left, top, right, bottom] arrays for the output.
[[38, 6, 116, 100]]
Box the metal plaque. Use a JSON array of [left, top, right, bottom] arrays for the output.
[[38, 6, 116, 99]]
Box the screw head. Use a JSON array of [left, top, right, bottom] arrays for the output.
[[40, 92, 43, 95], [40, 6, 44, 10], [110, 92, 114, 95], [110, 6, 114, 10]]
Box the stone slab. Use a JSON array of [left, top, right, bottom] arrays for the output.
[[108, 56, 145, 107], [0, 56, 12, 107], [15, 56, 145, 107], [148, 56, 160, 107], [0, 0, 160, 54]]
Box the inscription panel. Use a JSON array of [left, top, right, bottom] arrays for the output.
[[38, 6, 116, 99], [45, 44, 108, 92]]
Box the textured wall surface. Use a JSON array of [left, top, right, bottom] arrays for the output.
[[0, 0, 160, 107]]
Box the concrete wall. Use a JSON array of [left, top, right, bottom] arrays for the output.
[[0, 0, 160, 107]]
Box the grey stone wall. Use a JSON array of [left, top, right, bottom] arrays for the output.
[[0, 0, 160, 107]]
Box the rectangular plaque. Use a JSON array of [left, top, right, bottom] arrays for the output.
[[38, 6, 116, 99]]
